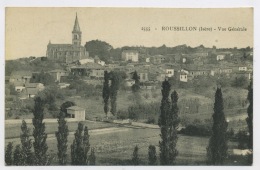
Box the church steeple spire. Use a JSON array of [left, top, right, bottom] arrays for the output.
[[73, 13, 81, 32], [72, 13, 82, 46]]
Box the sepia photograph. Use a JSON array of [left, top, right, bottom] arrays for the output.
[[4, 7, 254, 166]]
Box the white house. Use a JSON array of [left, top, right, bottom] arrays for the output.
[[239, 66, 247, 71], [67, 106, 86, 121], [97, 60, 105, 66], [180, 72, 188, 82], [14, 82, 25, 92], [122, 50, 139, 62], [217, 55, 225, 61], [166, 69, 174, 77], [79, 58, 95, 65], [145, 57, 150, 62]]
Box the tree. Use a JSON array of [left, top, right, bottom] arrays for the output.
[[131, 71, 140, 92], [71, 123, 90, 165], [132, 145, 140, 165], [231, 76, 248, 88], [89, 148, 96, 165], [60, 101, 76, 117], [20, 120, 33, 165], [5, 142, 13, 165], [13, 145, 23, 165], [246, 80, 253, 149], [32, 96, 49, 165], [168, 91, 180, 164], [30, 70, 55, 86], [84, 40, 113, 63], [55, 111, 69, 165], [207, 88, 228, 165], [148, 145, 157, 165], [102, 71, 110, 117], [109, 71, 120, 116], [158, 80, 171, 165]]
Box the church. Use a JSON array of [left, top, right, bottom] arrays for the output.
[[46, 14, 89, 63]]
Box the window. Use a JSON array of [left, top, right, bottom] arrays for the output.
[[74, 34, 78, 39]]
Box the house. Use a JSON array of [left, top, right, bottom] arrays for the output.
[[24, 83, 45, 98], [145, 57, 150, 62], [138, 72, 149, 82], [48, 69, 69, 82], [182, 65, 211, 78], [9, 71, 32, 84], [26, 88, 39, 98], [58, 83, 70, 89], [122, 50, 139, 62], [165, 69, 174, 77], [239, 66, 247, 71], [79, 58, 95, 65], [150, 55, 168, 64], [217, 55, 225, 61], [14, 82, 26, 92], [180, 72, 188, 82], [94, 56, 106, 66], [125, 79, 135, 87], [25, 83, 45, 91], [90, 69, 105, 79], [97, 60, 105, 66], [66, 106, 85, 121], [212, 67, 233, 76]]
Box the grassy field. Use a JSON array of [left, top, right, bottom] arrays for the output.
[[6, 125, 243, 165]]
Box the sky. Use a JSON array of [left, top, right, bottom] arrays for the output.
[[5, 7, 253, 60]]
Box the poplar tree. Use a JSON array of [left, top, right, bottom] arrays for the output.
[[246, 79, 253, 164], [207, 88, 228, 165], [132, 145, 140, 165], [169, 91, 180, 164], [102, 71, 110, 117], [148, 145, 157, 165], [13, 145, 23, 165], [131, 71, 140, 93], [89, 148, 96, 165], [246, 79, 253, 149], [110, 71, 120, 116], [55, 111, 69, 165], [5, 142, 13, 165], [20, 120, 33, 165], [158, 79, 171, 165], [71, 123, 90, 165], [32, 96, 49, 165]]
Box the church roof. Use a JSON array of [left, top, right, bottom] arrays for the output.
[[72, 13, 81, 33]]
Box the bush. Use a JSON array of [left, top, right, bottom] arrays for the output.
[[235, 130, 249, 149], [146, 117, 156, 124], [117, 110, 128, 119], [231, 76, 249, 88], [179, 124, 211, 136]]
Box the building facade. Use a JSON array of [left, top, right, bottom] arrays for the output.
[[122, 50, 139, 62], [46, 14, 89, 63]]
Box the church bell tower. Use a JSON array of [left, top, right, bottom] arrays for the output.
[[72, 13, 82, 46]]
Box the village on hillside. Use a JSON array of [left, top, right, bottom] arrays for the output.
[[5, 12, 253, 166]]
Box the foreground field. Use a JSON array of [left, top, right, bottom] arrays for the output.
[[6, 123, 242, 165]]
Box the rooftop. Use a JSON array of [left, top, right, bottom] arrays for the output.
[[67, 106, 85, 111]]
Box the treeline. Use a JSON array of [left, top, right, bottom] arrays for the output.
[[84, 40, 252, 63]]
